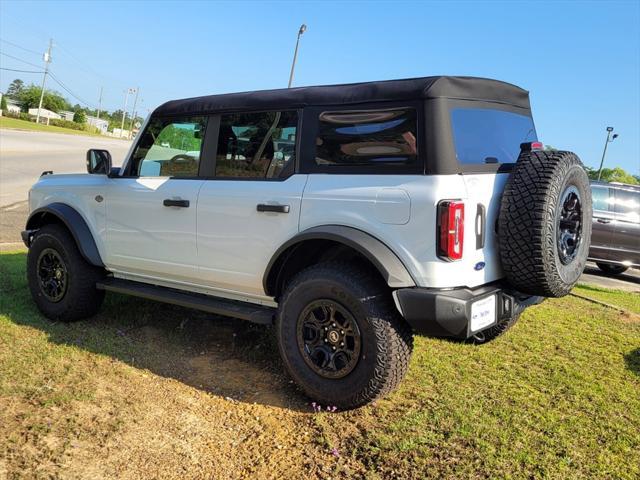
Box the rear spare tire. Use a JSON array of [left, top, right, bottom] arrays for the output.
[[498, 150, 592, 297]]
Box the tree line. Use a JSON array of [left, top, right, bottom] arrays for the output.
[[2, 78, 143, 133]]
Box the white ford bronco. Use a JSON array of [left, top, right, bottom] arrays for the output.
[[23, 76, 592, 409]]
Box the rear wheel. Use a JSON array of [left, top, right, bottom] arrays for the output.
[[498, 150, 592, 297], [596, 262, 629, 275], [27, 224, 105, 321], [276, 263, 413, 410]]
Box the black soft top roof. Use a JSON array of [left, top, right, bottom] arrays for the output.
[[154, 76, 530, 116]]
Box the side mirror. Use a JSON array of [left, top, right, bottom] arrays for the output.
[[86, 149, 112, 175]]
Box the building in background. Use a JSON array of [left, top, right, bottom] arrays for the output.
[[27, 108, 61, 124], [86, 116, 108, 134]]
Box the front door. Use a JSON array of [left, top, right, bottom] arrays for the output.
[[104, 115, 208, 283], [195, 110, 306, 299], [589, 184, 615, 262]]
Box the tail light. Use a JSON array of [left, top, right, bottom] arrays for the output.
[[437, 201, 464, 261]]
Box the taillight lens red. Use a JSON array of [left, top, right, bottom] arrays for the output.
[[437, 201, 464, 261]]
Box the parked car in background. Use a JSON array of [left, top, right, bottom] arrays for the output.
[[589, 181, 640, 274]]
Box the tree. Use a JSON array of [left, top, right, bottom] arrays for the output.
[[17, 85, 71, 113], [585, 166, 639, 185], [0, 94, 7, 112], [6, 79, 24, 98], [73, 109, 87, 123]]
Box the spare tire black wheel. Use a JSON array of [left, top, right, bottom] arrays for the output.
[[498, 150, 592, 297]]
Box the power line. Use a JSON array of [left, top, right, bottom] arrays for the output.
[[0, 51, 42, 69], [0, 38, 40, 56], [48, 70, 97, 109], [0, 67, 44, 74]]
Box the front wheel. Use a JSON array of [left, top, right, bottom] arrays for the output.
[[596, 262, 629, 275], [27, 224, 105, 321], [276, 263, 413, 410]]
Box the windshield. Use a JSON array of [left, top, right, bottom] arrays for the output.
[[450, 108, 537, 165]]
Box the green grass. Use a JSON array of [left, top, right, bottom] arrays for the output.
[[575, 283, 640, 314], [1, 250, 639, 479], [0, 116, 104, 137]]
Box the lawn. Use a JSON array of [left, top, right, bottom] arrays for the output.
[[0, 250, 638, 479], [0, 116, 104, 137]]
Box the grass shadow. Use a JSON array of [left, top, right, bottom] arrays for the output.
[[0, 251, 309, 412], [624, 348, 640, 377]]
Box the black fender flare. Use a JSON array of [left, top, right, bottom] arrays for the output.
[[24, 203, 104, 268], [263, 225, 416, 296]]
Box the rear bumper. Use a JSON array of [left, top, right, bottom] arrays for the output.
[[394, 283, 544, 339]]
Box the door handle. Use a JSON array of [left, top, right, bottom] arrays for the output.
[[257, 204, 290, 214], [163, 199, 190, 208], [597, 218, 611, 224]]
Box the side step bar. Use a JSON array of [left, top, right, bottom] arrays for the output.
[[97, 278, 275, 325]]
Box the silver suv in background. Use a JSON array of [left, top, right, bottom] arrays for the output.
[[590, 181, 640, 274]]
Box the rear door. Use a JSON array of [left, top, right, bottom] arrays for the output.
[[195, 110, 306, 299], [611, 187, 640, 265], [589, 184, 616, 261], [104, 116, 207, 283]]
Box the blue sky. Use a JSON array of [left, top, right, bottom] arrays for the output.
[[0, 0, 638, 173]]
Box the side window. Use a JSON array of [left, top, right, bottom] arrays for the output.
[[613, 189, 640, 223], [315, 108, 417, 167], [591, 186, 612, 212], [215, 111, 297, 179], [130, 116, 207, 177]]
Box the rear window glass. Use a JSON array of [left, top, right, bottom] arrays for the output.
[[450, 108, 537, 165], [315, 108, 417, 167]]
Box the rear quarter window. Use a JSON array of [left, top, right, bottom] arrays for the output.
[[450, 108, 537, 166], [315, 108, 417, 167]]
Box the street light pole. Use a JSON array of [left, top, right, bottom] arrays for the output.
[[288, 24, 307, 88], [35, 38, 53, 125], [597, 127, 619, 181]]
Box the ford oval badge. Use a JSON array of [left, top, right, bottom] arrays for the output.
[[474, 262, 486, 271]]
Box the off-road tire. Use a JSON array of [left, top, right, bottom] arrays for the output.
[[27, 224, 105, 321], [498, 150, 592, 297], [596, 262, 628, 275], [276, 262, 413, 410]]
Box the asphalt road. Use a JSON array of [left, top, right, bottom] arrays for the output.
[[0, 129, 131, 206]]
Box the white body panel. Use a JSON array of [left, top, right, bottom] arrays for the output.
[[29, 174, 109, 257], [195, 175, 308, 296], [29, 169, 506, 299], [300, 173, 506, 289], [104, 177, 204, 283]]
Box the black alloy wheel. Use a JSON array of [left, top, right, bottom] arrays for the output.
[[37, 247, 68, 302], [297, 300, 361, 379], [557, 186, 583, 265]]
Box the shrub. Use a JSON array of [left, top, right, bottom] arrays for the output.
[[49, 119, 85, 130]]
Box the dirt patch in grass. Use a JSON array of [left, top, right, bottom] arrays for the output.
[[1, 251, 639, 479]]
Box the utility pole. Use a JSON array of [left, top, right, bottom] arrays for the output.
[[597, 127, 619, 181], [128, 87, 139, 139], [96, 86, 103, 120], [120, 89, 131, 136], [36, 38, 53, 124], [288, 24, 307, 88]]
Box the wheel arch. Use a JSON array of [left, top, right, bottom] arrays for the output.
[[24, 203, 104, 268], [263, 225, 416, 298]]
